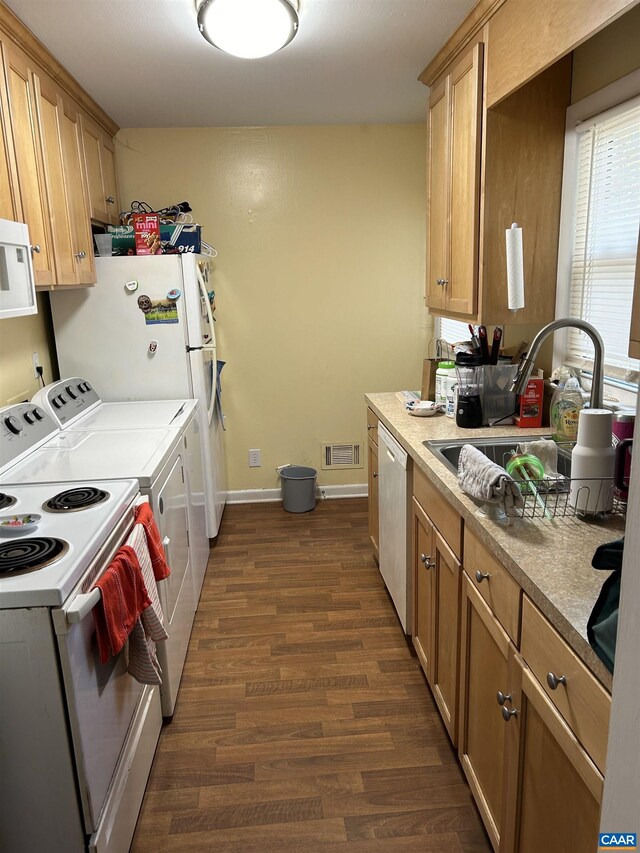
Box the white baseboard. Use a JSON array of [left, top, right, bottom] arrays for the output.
[[227, 484, 368, 505]]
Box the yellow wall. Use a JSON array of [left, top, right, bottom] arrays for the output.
[[116, 125, 429, 491], [0, 293, 55, 404]]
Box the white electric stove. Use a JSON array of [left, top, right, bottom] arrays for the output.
[[32, 377, 209, 603], [0, 463, 162, 852], [1, 401, 196, 718]]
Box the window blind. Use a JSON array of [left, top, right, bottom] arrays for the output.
[[565, 96, 640, 381], [438, 317, 469, 349]]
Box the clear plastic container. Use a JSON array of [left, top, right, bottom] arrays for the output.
[[435, 361, 456, 406]]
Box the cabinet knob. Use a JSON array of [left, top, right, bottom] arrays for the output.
[[30, 244, 41, 254], [105, 195, 116, 204], [442, 279, 449, 286], [74, 251, 86, 260], [501, 707, 518, 722], [367, 424, 375, 430], [372, 472, 379, 478], [436, 278, 444, 286], [496, 691, 512, 706], [546, 672, 567, 690], [475, 570, 490, 583], [420, 553, 436, 569]]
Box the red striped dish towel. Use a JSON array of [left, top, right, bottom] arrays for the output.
[[125, 524, 169, 685], [92, 546, 151, 665], [134, 502, 171, 581]]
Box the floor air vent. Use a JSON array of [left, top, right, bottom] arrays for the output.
[[321, 442, 363, 470]]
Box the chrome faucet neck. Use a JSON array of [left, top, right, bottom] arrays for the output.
[[510, 318, 604, 409]]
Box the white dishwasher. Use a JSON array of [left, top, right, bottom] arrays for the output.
[[377, 422, 410, 633]]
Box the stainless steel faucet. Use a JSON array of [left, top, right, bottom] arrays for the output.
[[510, 318, 605, 409]]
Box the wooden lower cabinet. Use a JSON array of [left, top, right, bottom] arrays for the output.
[[412, 496, 461, 745], [459, 573, 515, 851], [367, 433, 379, 558], [412, 498, 435, 680], [501, 655, 603, 853]]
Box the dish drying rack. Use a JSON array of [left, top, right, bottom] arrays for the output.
[[491, 445, 627, 521]]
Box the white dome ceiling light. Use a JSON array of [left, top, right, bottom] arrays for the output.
[[197, 0, 299, 59]]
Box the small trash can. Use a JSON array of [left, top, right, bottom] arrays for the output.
[[280, 465, 317, 513]]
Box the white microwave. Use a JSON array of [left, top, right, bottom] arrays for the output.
[[0, 218, 37, 320]]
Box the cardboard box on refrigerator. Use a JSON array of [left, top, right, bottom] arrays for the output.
[[108, 223, 202, 255]]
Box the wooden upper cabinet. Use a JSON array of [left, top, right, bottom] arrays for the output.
[[0, 43, 21, 222], [486, 0, 636, 107], [427, 77, 449, 312], [81, 114, 120, 225], [2, 38, 55, 287], [426, 42, 482, 318]]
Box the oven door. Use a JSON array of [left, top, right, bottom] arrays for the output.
[[51, 502, 159, 837]]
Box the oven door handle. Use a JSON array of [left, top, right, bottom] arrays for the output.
[[62, 495, 150, 626], [66, 589, 102, 624]]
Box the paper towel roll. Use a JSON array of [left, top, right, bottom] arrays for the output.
[[506, 223, 525, 310]]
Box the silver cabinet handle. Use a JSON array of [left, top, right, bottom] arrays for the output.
[[106, 195, 115, 204], [30, 244, 41, 254], [367, 424, 375, 430], [442, 279, 449, 285], [74, 251, 86, 260], [475, 570, 490, 583], [420, 553, 436, 569], [547, 672, 567, 690], [501, 707, 518, 721], [497, 691, 512, 706], [372, 472, 379, 478]]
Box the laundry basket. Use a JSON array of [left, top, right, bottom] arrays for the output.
[[279, 465, 317, 513]]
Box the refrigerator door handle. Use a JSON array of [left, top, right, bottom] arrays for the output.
[[196, 264, 217, 349], [186, 345, 216, 352]]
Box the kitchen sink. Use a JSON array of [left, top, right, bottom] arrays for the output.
[[424, 435, 572, 477]]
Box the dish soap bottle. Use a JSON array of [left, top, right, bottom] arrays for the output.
[[551, 376, 583, 443]]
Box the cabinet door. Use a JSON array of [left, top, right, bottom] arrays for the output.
[[33, 72, 76, 286], [367, 434, 379, 558], [412, 498, 435, 681], [427, 76, 449, 311], [3, 40, 54, 286], [459, 572, 513, 851], [501, 656, 603, 853], [447, 42, 482, 316], [81, 113, 119, 224], [431, 526, 461, 744], [0, 42, 21, 221], [58, 94, 95, 284], [99, 135, 119, 225]]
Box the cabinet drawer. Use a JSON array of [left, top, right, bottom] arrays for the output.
[[366, 408, 379, 445], [521, 595, 611, 774], [413, 465, 462, 560], [463, 527, 520, 643]]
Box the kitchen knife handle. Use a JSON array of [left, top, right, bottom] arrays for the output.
[[490, 327, 502, 364], [478, 326, 489, 364]]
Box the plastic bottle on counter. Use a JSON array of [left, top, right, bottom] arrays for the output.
[[435, 360, 456, 408], [550, 376, 584, 443]]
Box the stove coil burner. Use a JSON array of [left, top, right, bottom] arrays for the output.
[[45, 487, 110, 513], [0, 493, 17, 511], [0, 537, 67, 573]]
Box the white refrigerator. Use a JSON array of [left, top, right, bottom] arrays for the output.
[[50, 254, 227, 538]]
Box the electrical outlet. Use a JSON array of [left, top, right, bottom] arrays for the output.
[[248, 449, 261, 468], [31, 352, 41, 379]]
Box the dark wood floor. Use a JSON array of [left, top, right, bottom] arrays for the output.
[[131, 498, 491, 852]]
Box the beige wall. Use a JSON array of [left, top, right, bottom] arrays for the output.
[[572, 2, 640, 102], [116, 125, 429, 491], [0, 293, 55, 404]]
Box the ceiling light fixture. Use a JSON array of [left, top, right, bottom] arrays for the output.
[[197, 0, 299, 59]]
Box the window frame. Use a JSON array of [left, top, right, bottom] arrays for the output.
[[554, 68, 640, 405]]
